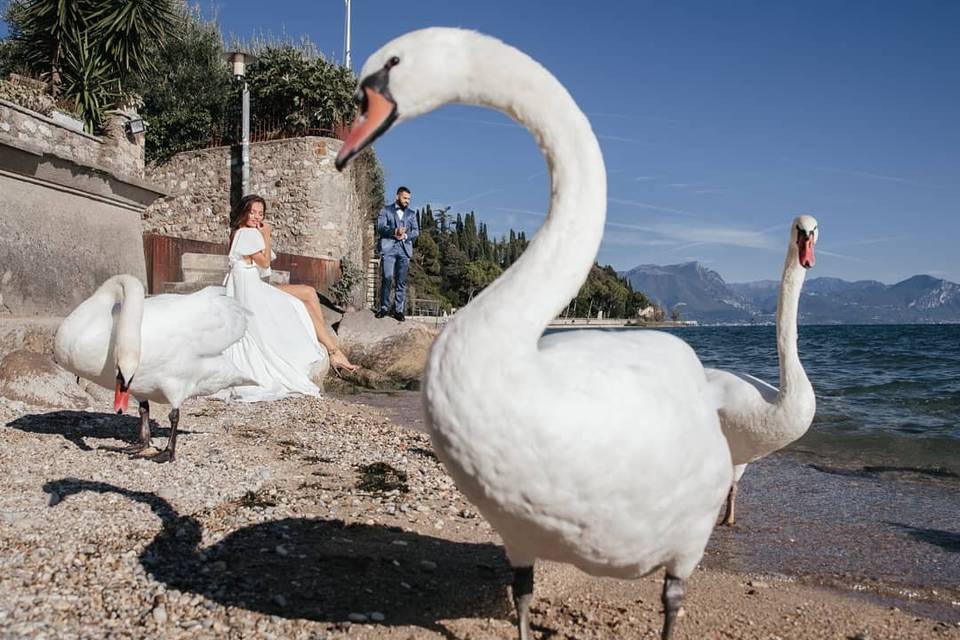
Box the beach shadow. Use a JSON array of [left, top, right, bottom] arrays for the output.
[[885, 522, 960, 553], [6, 411, 189, 451], [42, 479, 511, 635], [408, 446, 438, 461], [808, 463, 959, 481], [863, 465, 959, 479]]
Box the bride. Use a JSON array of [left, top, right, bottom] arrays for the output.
[[218, 194, 357, 402]]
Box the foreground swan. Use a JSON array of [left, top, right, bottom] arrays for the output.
[[54, 275, 251, 462], [707, 216, 818, 525], [336, 28, 732, 639]]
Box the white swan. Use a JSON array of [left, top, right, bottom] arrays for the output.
[[54, 275, 252, 462], [336, 28, 732, 640], [706, 215, 818, 525]]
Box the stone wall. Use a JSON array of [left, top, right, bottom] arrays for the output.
[[0, 98, 144, 179], [143, 137, 370, 267]]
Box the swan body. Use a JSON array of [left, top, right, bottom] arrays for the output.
[[54, 275, 251, 461], [336, 28, 731, 639], [707, 216, 818, 525]]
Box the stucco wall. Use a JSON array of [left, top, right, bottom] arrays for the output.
[[0, 172, 149, 315], [0, 100, 161, 316], [143, 137, 367, 266]]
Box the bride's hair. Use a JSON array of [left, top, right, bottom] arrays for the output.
[[229, 194, 267, 242]]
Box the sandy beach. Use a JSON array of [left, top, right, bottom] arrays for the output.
[[0, 388, 957, 639]]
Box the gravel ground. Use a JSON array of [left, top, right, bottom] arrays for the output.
[[1, 392, 958, 639]]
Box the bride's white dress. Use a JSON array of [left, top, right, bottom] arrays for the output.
[[216, 227, 327, 402]]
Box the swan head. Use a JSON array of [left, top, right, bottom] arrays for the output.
[[791, 215, 818, 269], [336, 28, 480, 170], [114, 352, 138, 415]]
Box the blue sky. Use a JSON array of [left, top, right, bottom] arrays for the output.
[[5, 1, 958, 284]]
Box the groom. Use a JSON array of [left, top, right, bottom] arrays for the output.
[[375, 186, 419, 321]]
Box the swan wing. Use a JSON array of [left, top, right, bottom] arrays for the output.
[[436, 329, 733, 573], [539, 329, 706, 383], [705, 368, 778, 407], [142, 286, 249, 357]]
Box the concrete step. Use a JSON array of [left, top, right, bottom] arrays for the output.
[[163, 281, 212, 294], [163, 269, 290, 294], [180, 253, 289, 283], [182, 252, 229, 271], [180, 269, 290, 284], [182, 269, 228, 284]]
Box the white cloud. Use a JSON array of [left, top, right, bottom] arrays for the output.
[[603, 231, 680, 248], [607, 197, 699, 217], [598, 134, 647, 144], [815, 166, 925, 186], [827, 235, 909, 249]]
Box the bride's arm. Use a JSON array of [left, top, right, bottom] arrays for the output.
[[247, 223, 273, 268]]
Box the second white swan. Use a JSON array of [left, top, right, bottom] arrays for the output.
[[707, 215, 818, 525], [54, 275, 252, 462]]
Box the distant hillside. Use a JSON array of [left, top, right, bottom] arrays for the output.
[[620, 262, 960, 324], [619, 262, 752, 323]]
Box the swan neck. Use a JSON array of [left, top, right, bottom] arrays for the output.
[[450, 44, 606, 345], [776, 256, 809, 401], [99, 276, 144, 375]]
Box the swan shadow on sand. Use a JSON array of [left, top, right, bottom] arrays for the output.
[[885, 522, 960, 553], [42, 478, 518, 638], [6, 410, 195, 452]]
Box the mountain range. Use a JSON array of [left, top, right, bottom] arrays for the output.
[[619, 262, 960, 324]]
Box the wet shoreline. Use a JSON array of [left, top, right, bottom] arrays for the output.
[[339, 387, 960, 622]]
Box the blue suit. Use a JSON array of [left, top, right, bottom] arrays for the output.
[[376, 202, 419, 314]]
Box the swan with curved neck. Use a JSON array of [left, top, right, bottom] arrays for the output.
[[706, 215, 818, 525], [337, 28, 731, 639], [54, 275, 252, 462]]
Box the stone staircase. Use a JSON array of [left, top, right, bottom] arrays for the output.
[[163, 253, 290, 294]]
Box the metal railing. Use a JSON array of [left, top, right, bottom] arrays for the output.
[[202, 106, 349, 149]]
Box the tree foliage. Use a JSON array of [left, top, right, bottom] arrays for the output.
[[243, 44, 356, 137], [5, 0, 179, 133], [405, 206, 650, 318], [564, 264, 652, 320], [126, 4, 232, 163], [129, 25, 363, 164]]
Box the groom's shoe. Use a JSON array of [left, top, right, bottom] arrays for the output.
[[374, 309, 388, 319], [393, 311, 405, 322]]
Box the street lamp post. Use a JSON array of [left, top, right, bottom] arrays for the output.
[[343, 0, 352, 69], [225, 50, 257, 196]]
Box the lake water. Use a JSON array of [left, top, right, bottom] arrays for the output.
[[346, 324, 960, 603], [548, 324, 960, 475]]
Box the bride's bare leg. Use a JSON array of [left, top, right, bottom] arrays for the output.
[[276, 284, 358, 371]]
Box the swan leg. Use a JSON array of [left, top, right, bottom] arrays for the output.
[[138, 400, 152, 448], [147, 408, 179, 464], [660, 573, 685, 640], [512, 565, 534, 640], [721, 481, 738, 526], [121, 400, 152, 454]]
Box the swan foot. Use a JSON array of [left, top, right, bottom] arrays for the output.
[[120, 400, 153, 454], [140, 408, 181, 464], [145, 447, 175, 464], [660, 573, 685, 640], [131, 446, 162, 458], [512, 565, 534, 640], [720, 481, 738, 527], [118, 443, 151, 455]]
